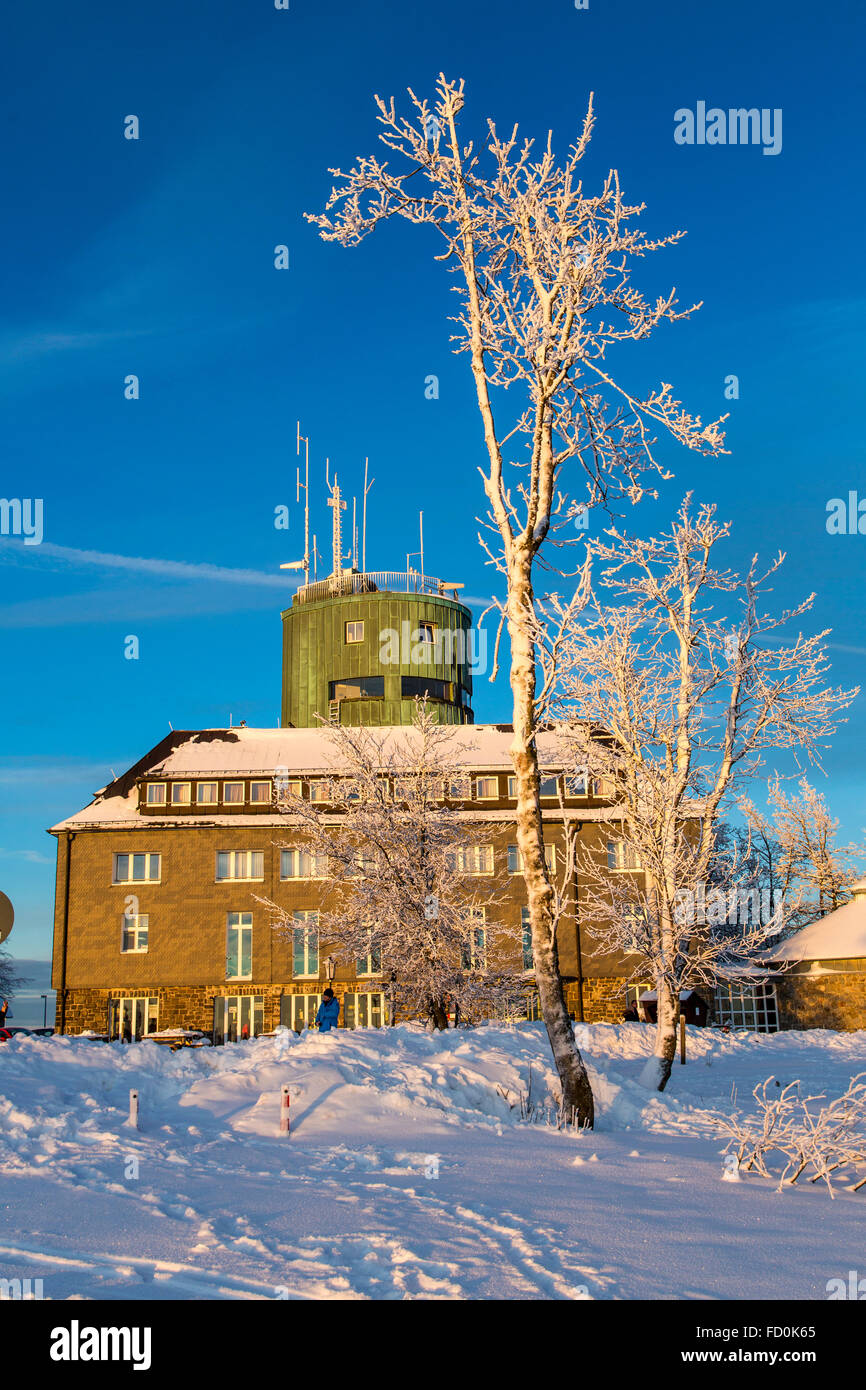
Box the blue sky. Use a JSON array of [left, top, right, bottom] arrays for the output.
[[1, 0, 864, 959]]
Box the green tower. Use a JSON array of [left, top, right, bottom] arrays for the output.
[[281, 570, 474, 728]]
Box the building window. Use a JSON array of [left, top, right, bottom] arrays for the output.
[[444, 775, 471, 800], [507, 776, 518, 798], [563, 772, 588, 796], [309, 780, 330, 803], [343, 992, 386, 1028], [226, 912, 253, 980], [329, 676, 385, 701], [275, 776, 303, 802], [250, 780, 272, 804], [449, 845, 494, 876], [462, 911, 487, 971], [108, 996, 159, 1042], [197, 782, 218, 805], [507, 844, 555, 874], [216, 851, 264, 882], [521, 908, 533, 970], [224, 782, 245, 804], [292, 911, 319, 978], [113, 853, 161, 884], [356, 938, 382, 977], [280, 848, 328, 880], [607, 840, 640, 871], [539, 776, 559, 798], [171, 783, 191, 805], [345, 620, 365, 643], [475, 776, 499, 800], [280, 992, 322, 1032], [214, 995, 264, 1044], [712, 982, 779, 1033], [145, 783, 166, 806], [401, 676, 455, 703], [121, 913, 149, 954]]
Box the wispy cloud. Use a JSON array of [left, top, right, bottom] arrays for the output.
[[0, 538, 293, 588], [0, 848, 52, 864]]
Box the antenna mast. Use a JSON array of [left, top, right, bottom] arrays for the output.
[[362, 457, 374, 574], [327, 471, 347, 578], [296, 421, 310, 587]]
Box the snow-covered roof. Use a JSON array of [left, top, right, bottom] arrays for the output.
[[48, 724, 594, 833], [765, 891, 866, 963]]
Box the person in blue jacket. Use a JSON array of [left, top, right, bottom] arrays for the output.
[[315, 988, 340, 1033]]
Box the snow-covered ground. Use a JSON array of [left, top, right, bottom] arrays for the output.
[[1, 1022, 865, 1300]]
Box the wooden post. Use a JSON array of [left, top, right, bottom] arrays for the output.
[[679, 1014, 686, 1065], [280, 1085, 291, 1135], [129, 1089, 139, 1129]]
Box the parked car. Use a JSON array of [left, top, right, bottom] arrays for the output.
[[0, 1027, 11, 1043], [32, 1026, 55, 1037], [5, 1026, 33, 1037]]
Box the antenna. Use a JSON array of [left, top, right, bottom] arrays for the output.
[[327, 474, 347, 577], [280, 421, 311, 584], [352, 496, 358, 571], [362, 457, 375, 573], [419, 510, 424, 588], [312, 533, 320, 582]]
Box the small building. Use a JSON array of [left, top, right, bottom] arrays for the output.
[[765, 879, 866, 1031]]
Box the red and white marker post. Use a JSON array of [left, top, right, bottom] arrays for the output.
[[280, 1084, 291, 1135]]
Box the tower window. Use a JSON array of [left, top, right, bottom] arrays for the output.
[[329, 676, 385, 701], [401, 677, 456, 703], [345, 620, 365, 643], [417, 621, 436, 643]]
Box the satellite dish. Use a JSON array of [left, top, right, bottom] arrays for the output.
[[0, 891, 14, 945]]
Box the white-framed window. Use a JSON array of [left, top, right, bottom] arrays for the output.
[[506, 844, 556, 874], [171, 782, 191, 805], [309, 780, 330, 804], [109, 995, 159, 1042], [451, 845, 494, 876], [250, 780, 272, 804], [214, 995, 264, 1044], [507, 776, 518, 798], [475, 776, 499, 800], [712, 982, 779, 1033], [462, 910, 487, 971], [539, 775, 559, 798], [226, 912, 253, 980], [343, 991, 386, 1028], [113, 852, 161, 884], [444, 776, 471, 800], [356, 936, 382, 977], [145, 783, 166, 806], [224, 782, 245, 804], [417, 620, 436, 644], [121, 913, 149, 953], [563, 772, 588, 796], [280, 848, 328, 880], [345, 620, 365, 643], [197, 781, 219, 805], [607, 839, 640, 870], [520, 907, 533, 971], [346, 850, 376, 878], [292, 910, 319, 979], [216, 851, 264, 882], [281, 992, 322, 1032]]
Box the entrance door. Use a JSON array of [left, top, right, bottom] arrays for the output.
[[280, 993, 321, 1032], [109, 996, 159, 1042], [343, 992, 385, 1029], [213, 995, 264, 1044]]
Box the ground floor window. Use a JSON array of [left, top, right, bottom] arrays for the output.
[[625, 982, 652, 1015], [213, 994, 264, 1044], [108, 996, 159, 1042], [343, 992, 386, 1029], [712, 981, 779, 1032], [280, 993, 321, 1032]]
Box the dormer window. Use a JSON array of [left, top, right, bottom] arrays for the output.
[[146, 784, 166, 806], [171, 783, 191, 805], [224, 782, 244, 804]]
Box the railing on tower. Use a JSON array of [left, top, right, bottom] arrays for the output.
[[293, 570, 463, 605]]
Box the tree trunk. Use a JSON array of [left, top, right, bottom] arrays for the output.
[[426, 995, 449, 1031], [639, 975, 678, 1091], [508, 557, 595, 1128]]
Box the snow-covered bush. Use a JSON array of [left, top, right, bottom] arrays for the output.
[[717, 1073, 866, 1195]]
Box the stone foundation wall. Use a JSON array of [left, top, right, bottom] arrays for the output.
[[566, 977, 631, 1023], [775, 971, 866, 1032]]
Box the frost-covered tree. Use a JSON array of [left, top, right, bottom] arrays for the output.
[[552, 499, 856, 1091], [0, 951, 25, 1007], [258, 704, 517, 1030], [308, 75, 726, 1126], [742, 778, 863, 928]]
